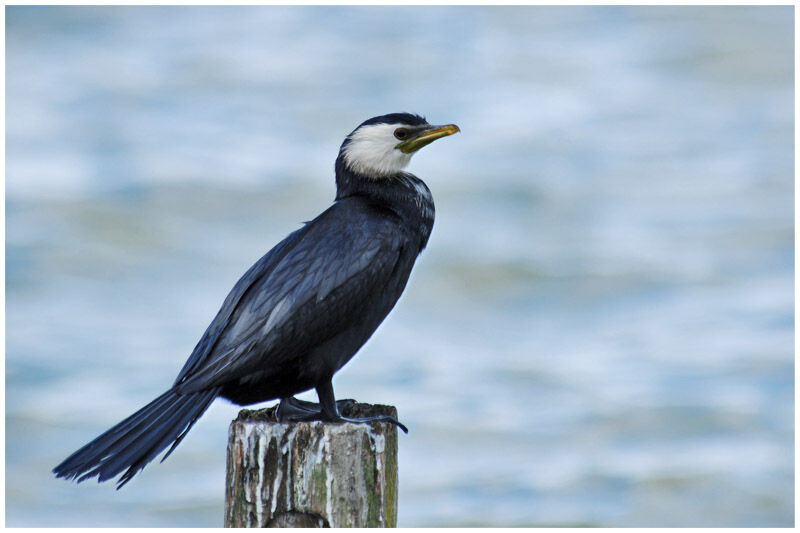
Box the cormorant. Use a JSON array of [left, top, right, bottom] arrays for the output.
[[53, 113, 459, 488]]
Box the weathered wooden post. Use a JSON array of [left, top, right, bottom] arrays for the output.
[[225, 402, 399, 527]]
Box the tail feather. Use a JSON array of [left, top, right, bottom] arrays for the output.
[[53, 388, 219, 488], [112, 390, 217, 487], [94, 392, 204, 483], [69, 392, 179, 482]]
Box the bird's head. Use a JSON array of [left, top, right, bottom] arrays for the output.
[[338, 113, 460, 178]]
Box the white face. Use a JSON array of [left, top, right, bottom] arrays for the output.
[[342, 123, 415, 177]]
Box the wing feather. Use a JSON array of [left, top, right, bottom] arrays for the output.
[[175, 199, 406, 392], [173, 224, 310, 385]]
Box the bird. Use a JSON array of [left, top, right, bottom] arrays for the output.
[[53, 112, 460, 488]]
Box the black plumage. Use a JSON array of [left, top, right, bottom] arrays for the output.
[[53, 113, 459, 487]]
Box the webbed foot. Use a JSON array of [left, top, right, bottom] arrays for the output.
[[276, 396, 355, 420], [276, 396, 408, 433]]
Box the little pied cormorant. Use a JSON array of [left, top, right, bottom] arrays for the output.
[[53, 113, 460, 488]]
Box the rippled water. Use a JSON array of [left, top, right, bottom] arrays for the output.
[[6, 6, 793, 527]]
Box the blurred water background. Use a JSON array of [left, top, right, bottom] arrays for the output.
[[5, 5, 794, 527]]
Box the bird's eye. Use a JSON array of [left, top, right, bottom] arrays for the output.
[[394, 128, 409, 140]]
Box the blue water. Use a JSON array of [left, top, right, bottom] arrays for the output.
[[6, 6, 793, 527]]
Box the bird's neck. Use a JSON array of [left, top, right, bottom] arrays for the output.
[[335, 155, 435, 248]]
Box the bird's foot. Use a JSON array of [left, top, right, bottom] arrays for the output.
[[276, 397, 408, 433], [276, 396, 355, 420]]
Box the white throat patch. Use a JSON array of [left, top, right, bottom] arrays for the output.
[[342, 123, 414, 177]]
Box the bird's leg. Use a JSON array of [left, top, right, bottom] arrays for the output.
[[276, 396, 355, 420], [316, 380, 409, 434]]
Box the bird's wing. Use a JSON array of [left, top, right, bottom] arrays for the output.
[[173, 223, 311, 386], [174, 200, 407, 392]]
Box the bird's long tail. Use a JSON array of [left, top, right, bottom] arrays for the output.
[[53, 387, 219, 488]]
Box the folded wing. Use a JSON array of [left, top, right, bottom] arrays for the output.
[[174, 200, 406, 393]]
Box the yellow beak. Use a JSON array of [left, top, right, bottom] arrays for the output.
[[396, 124, 461, 154]]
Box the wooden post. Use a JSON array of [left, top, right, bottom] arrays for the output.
[[224, 402, 399, 528]]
